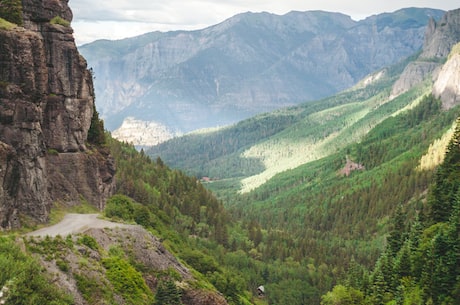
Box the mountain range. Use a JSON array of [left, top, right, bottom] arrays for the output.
[[148, 8, 460, 194], [79, 8, 444, 145]]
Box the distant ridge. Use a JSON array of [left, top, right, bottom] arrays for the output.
[[79, 8, 444, 142]]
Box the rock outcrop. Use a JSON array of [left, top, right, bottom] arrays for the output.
[[421, 9, 460, 59], [433, 43, 460, 109], [391, 9, 460, 98], [0, 0, 115, 229]]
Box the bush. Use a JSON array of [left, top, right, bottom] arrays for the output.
[[180, 249, 219, 274], [50, 16, 70, 27], [102, 256, 153, 304], [77, 235, 99, 251], [104, 194, 135, 221], [0, 17, 16, 30]]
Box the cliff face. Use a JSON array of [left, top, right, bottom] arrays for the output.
[[391, 9, 460, 98], [0, 0, 115, 229], [433, 44, 460, 109]]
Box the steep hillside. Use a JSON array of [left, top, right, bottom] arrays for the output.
[[145, 11, 460, 303], [79, 8, 444, 138]]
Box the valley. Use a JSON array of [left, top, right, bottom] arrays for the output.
[[0, 1, 459, 305]]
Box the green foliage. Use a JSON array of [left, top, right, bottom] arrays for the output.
[[104, 194, 135, 221], [323, 115, 460, 304], [0, 0, 23, 26], [180, 249, 219, 274], [428, 117, 460, 223], [108, 137, 229, 244], [87, 105, 106, 145], [102, 255, 154, 304], [154, 279, 183, 305], [0, 237, 73, 304], [77, 234, 99, 251], [0, 17, 15, 30], [50, 16, 70, 27], [74, 273, 114, 304], [320, 285, 364, 305]]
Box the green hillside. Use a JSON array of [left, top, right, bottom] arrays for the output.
[[146, 51, 460, 304], [147, 53, 425, 193]]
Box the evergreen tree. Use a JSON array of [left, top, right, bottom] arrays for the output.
[[154, 279, 182, 305], [387, 204, 407, 256], [87, 105, 106, 145], [429, 117, 460, 223]]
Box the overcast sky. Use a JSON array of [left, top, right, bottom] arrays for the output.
[[69, 0, 459, 46]]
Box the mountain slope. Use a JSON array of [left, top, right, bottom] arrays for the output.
[[148, 9, 460, 194], [79, 8, 444, 137]]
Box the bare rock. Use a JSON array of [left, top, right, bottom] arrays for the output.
[[421, 9, 460, 59], [433, 51, 460, 109]]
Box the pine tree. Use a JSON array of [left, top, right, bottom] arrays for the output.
[[429, 117, 460, 223], [154, 279, 182, 305]]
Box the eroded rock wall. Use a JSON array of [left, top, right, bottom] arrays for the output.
[[391, 9, 460, 98], [0, 0, 115, 228]]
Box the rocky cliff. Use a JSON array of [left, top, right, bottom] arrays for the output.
[[391, 9, 460, 98], [433, 42, 460, 109], [0, 0, 115, 229]]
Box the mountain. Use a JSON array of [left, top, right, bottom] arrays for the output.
[[146, 9, 460, 304], [148, 9, 460, 193], [0, 0, 114, 229], [79, 8, 444, 142]]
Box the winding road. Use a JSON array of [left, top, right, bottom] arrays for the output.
[[27, 214, 131, 237]]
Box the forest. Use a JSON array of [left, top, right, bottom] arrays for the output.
[[1, 95, 458, 304], [105, 93, 459, 304]]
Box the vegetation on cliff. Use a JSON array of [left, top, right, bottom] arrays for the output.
[[0, 0, 23, 26]]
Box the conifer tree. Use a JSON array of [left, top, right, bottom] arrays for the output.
[[429, 117, 460, 223], [154, 279, 182, 305]]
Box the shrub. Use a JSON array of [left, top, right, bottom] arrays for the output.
[[0, 17, 15, 30], [77, 234, 99, 251], [104, 194, 135, 221], [102, 256, 153, 304], [50, 16, 70, 27]]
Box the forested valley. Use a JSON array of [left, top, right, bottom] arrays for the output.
[[106, 93, 460, 304]]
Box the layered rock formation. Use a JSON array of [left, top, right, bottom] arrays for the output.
[[0, 0, 115, 229]]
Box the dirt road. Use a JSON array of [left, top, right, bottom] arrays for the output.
[[27, 214, 131, 237]]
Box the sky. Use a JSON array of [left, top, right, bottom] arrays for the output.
[[69, 0, 460, 46]]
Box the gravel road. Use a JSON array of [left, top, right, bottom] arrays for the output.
[[27, 213, 131, 237]]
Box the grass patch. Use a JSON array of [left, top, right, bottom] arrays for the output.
[[50, 16, 70, 27], [0, 17, 16, 30]]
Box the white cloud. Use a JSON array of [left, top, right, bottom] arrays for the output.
[[69, 0, 459, 45]]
